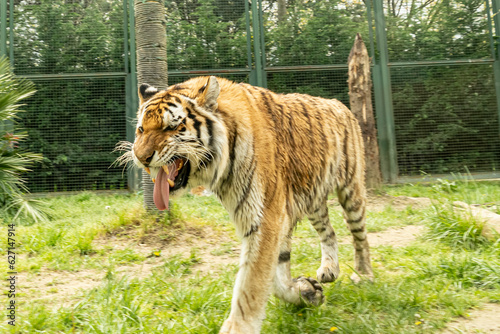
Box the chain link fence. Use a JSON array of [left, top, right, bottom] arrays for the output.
[[384, 0, 500, 178], [1, 0, 499, 193], [3, 0, 129, 193]]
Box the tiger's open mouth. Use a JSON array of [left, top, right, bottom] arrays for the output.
[[145, 157, 190, 211]]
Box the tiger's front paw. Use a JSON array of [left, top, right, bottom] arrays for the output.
[[295, 276, 325, 306]]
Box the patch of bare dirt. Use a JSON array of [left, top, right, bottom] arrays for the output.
[[94, 221, 240, 274], [369, 195, 432, 211], [338, 225, 425, 248], [94, 218, 204, 251], [18, 269, 101, 308], [442, 303, 500, 333], [94, 221, 202, 257], [29, 194, 431, 307], [365, 225, 425, 248], [328, 194, 433, 213], [332, 194, 429, 248], [25, 222, 241, 308], [362, 194, 432, 212]]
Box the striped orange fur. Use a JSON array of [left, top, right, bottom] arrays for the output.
[[129, 76, 373, 334]]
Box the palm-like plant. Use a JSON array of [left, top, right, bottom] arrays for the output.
[[0, 57, 46, 223]]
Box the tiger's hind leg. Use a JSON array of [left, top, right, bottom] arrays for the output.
[[308, 201, 340, 283], [337, 183, 373, 282], [272, 226, 324, 306]]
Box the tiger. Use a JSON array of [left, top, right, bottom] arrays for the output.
[[124, 76, 373, 334]]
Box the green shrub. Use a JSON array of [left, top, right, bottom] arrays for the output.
[[0, 57, 47, 223], [427, 202, 490, 250]]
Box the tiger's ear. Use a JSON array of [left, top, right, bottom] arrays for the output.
[[138, 83, 159, 104], [197, 76, 219, 111]]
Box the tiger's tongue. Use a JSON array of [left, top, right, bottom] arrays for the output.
[[153, 163, 179, 211]]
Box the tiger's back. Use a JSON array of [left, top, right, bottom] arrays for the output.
[[202, 79, 365, 220]]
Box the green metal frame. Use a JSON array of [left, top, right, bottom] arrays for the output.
[[0, 0, 5, 137], [126, 0, 140, 191], [388, 59, 495, 67], [21, 72, 128, 80], [8, 0, 12, 65], [245, 0, 254, 82], [257, 0, 267, 87], [489, 0, 500, 136], [1, 0, 13, 136], [0, 0, 6, 57], [249, 0, 266, 87], [371, 0, 398, 183], [0, 0, 15, 65]]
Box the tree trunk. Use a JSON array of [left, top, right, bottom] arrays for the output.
[[277, 0, 287, 24], [134, 0, 168, 211], [348, 33, 382, 189]]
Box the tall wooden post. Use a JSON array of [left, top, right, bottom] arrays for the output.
[[134, 0, 168, 211], [348, 33, 382, 188]]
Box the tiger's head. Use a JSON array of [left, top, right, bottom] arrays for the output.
[[127, 76, 225, 210]]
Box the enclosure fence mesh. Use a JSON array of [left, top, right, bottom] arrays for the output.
[[385, 0, 500, 177], [1, 0, 499, 193], [6, 0, 128, 193]]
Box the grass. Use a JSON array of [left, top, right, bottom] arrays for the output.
[[427, 203, 491, 250], [385, 176, 500, 207], [0, 178, 499, 333]]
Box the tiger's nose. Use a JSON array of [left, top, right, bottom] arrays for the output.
[[136, 151, 155, 166]]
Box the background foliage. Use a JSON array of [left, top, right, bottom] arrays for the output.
[[11, 0, 127, 192], [0, 57, 46, 222], [6, 0, 500, 192], [165, 0, 499, 176]]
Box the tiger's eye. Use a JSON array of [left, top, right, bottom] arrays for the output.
[[138, 126, 144, 133], [164, 124, 178, 132]]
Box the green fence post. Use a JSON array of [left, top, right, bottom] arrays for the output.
[[1, 0, 6, 57], [245, 0, 256, 85], [125, 0, 140, 191], [8, 0, 12, 66], [371, 0, 398, 183], [1, 0, 9, 137], [489, 0, 500, 137], [250, 0, 266, 87], [257, 0, 267, 87], [366, 0, 389, 182]]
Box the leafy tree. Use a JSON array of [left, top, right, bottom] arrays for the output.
[[165, 0, 248, 70], [265, 0, 368, 66], [385, 0, 490, 61], [13, 0, 125, 75]]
